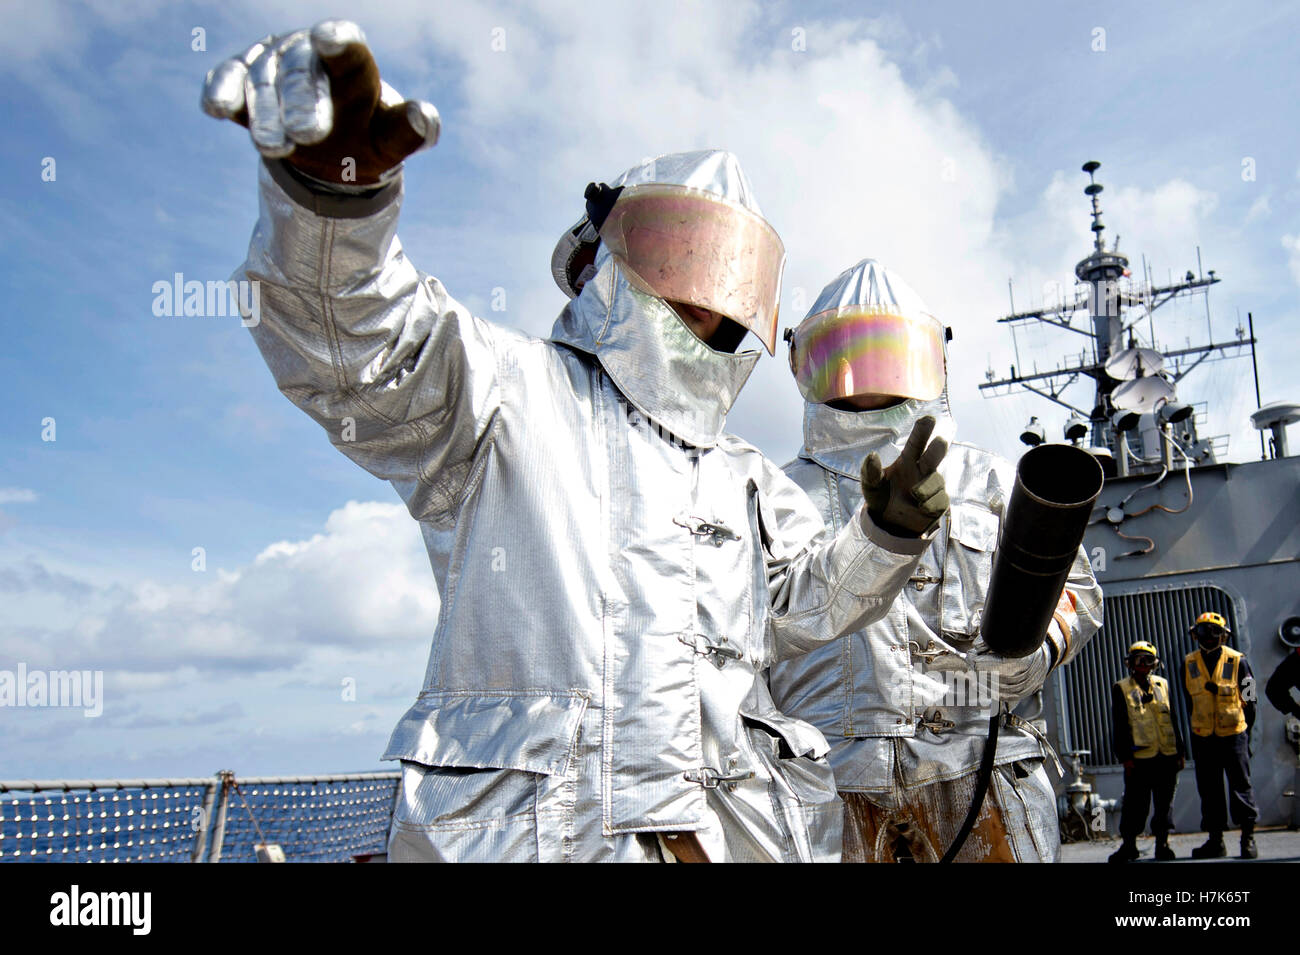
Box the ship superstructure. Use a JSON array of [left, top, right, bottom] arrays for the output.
[[981, 163, 1300, 836]]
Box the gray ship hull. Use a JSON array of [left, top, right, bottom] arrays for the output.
[[1044, 455, 1300, 831]]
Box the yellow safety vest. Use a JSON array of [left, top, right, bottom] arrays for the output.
[[1119, 675, 1179, 757], [1184, 647, 1248, 737]]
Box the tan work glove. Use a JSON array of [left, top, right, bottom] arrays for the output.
[[860, 415, 950, 537], [200, 20, 439, 186]]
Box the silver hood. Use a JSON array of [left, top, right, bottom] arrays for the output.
[[549, 248, 760, 448], [800, 393, 957, 479], [549, 150, 770, 448], [795, 255, 954, 473], [610, 148, 764, 209], [805, 256, 931, 320]]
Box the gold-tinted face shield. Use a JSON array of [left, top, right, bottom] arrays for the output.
[[597, 183, 786, 354], [788, 305, 946, 404]]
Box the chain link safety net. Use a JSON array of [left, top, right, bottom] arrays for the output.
[[0, 773, 400, 863], [0, 782, 211, 862], [217, 777, 398, 863]]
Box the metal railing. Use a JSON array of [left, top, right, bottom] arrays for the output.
[[0, 771, 399, 863]]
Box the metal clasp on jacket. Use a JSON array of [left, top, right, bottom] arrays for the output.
[[909, 573, 942, 592], [679, 633, 744, 668], [684, 758, 754, 791], [674, 515, 741, 547], [908, 639, 955, 665], [1005, 711, 1065, 777], [917, 709, 956, 734]]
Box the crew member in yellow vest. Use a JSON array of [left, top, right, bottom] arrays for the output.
[[1109, 641, 1184, 863], [1182, 612, 1259, 859]]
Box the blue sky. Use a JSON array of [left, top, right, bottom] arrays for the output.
[[2, 0, 1298, 778]]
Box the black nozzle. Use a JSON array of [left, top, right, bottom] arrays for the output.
[[980, 444, 1104, 658]]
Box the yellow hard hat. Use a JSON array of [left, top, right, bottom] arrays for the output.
[[1128, 640, 1159, 658], [1192, 611, 1230, 633]]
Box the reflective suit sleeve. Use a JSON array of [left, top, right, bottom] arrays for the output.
[[1042, 545, 1103, 671], [759, 465, 930, 662], [1111, 681, 1135, 761], [1239, 655, 1257, 730], [237, 160, 501, 521], [1265, 652, 1300, 718], [954, 544, 1100, 703]]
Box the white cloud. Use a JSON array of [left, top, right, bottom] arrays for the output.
[[1, 500, 437, 775], [0, 487, 37, 504], [1282, 234, 1300, 285], [3, 0, 1296, 779], [108, 667, 201, 693], [10, 1, 1276, 461], [1, 500, 438, 675], [242, 2, 1241, 460], [1244, 194, 1271, 224]]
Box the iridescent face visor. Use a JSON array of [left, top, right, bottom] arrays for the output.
[[788, 305, 946, 404], [597, 183, 786, 354]]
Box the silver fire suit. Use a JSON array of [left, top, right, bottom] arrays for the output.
[[769, 396, 1103, 862], [235, 154, 934, 861]]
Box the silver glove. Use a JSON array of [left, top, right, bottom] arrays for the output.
[[922, 643, 1052, 706], [200, 20, 439, 174]]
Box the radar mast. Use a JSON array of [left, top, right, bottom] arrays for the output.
[[980, 161, 1254, 476]]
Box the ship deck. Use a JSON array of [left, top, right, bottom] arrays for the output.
[[1062, 826, 1300, 863]]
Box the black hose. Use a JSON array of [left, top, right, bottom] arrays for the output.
[[939, 711, 1001, 863]]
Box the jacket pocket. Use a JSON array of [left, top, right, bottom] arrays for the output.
[[941, 503, 999, 638], [739, 685, 831, 761], [384, 691, 588, 862], [737, 702, 841, 862], [382, 690, 589, 775], [1217, 686, 1243, 732], [992, 757, 1059, 862]]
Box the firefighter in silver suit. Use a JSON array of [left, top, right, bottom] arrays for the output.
[[770, 259, 1103, 862], [200, 23, 951, 861]]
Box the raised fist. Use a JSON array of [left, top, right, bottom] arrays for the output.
[[200, 20, 439, 186], [859, 415, 950, 538]]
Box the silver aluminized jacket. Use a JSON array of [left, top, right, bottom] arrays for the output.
[[236, 157, 932, 861], [769, 397, 1103, 826]]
